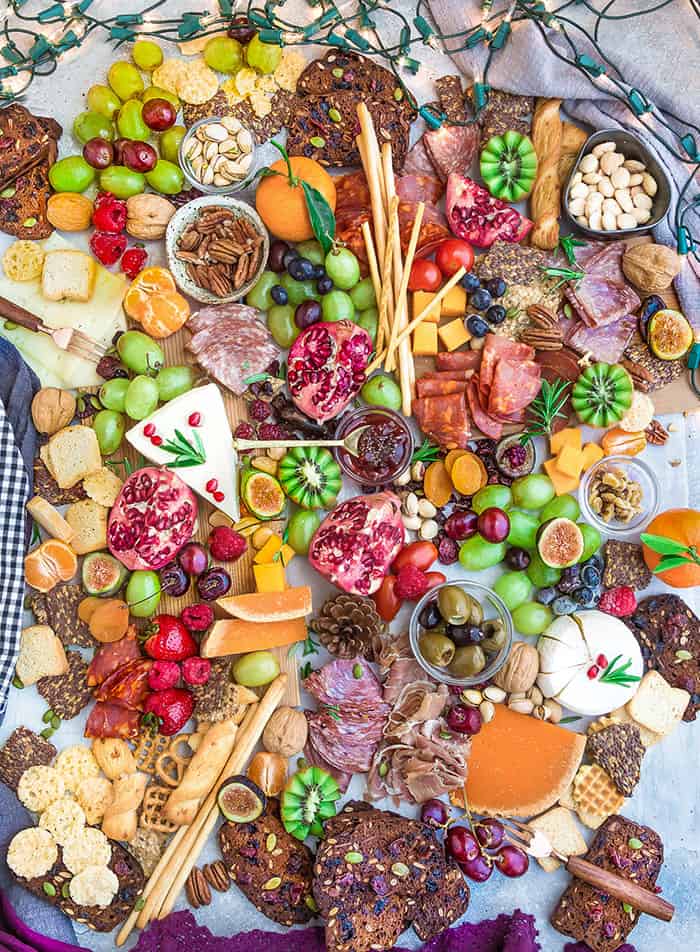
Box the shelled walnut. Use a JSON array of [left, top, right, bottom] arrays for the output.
[[588, 466, 643, 523]]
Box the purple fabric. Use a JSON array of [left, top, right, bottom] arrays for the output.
[[564, 944, 636, 952], [0, 893, 87, 952], [134, 909, 540, 952]]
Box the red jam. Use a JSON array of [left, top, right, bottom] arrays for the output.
[[336, 408, 412, 486]]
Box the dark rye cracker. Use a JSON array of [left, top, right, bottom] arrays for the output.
[[0, 727, 56, 791], [297, 51, 413, 119], [603, 540, 652, 591], [624, 331, 684, 390], [30, 583, 95, 650], [37, 650, 91, 720], [0, 104, 61, 190], [474, 88, 533, 148], [191, 657, 240, 723], [33, 457, 87, 506], [586, 722, 645, 796]]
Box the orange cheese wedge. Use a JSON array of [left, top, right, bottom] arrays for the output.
[[200, 616, 307, 657], [450, 704, 585, 817], [217, 585, 312, 622]]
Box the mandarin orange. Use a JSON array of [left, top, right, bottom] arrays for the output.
[[255, 156, 336, 242], [124, 266, 190, 338], [25, 538, 78, 592], [643, 508, 700, 588]]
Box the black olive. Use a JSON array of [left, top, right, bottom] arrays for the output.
[[418, 601, 442, 630], [637, 295, 666, 341]]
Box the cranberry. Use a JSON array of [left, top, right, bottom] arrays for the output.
[[420, 798, 449, 828], [477, 507, 510, 544], [444, 510, 478, 541], [446, 826, 480, 864], [178, 542, 208, 577], [474, 818, 504, 849], [459, 853, 493, 883], [494, 844, 529, 877], [447, 704, 482, 735]]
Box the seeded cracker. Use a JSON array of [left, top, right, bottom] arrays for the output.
[[0, 727, 56, 791], [33, 457, 87, 506], [191, 657, 239, 723], [603, 540, 652, 591], [37, 650, 91, 719], [475, 88, 533, 148], [624, 331, 684, 390], [435, 75, 469, 122], [182, 90, 231, 129], [586, 722, 645, 796]]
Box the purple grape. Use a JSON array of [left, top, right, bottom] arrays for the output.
[[420, 798, 449, 827], [178, 542, 208, 577], [196, 567, 231, 600], [505, 547, 530, 570], [268, 240, 289, 273], [159, 562, 190, 597], [295, 300, 322, 329]]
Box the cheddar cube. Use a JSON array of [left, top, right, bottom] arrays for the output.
[[441, 285, 467, 318], [556, 445, 585, 480], [254, 561, 286, 593], [413, 322, 438, 355], [412, 290, 441, 324], [543, 458, 580, 496], [438, 318, 471, 352], [550, 427, 582, 456], [279, 543, 296, 567], [581, 442, 604, 471], [253, 534, 283, 564]]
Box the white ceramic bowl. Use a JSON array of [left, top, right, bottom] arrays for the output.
[[579, 454, 660, 539]]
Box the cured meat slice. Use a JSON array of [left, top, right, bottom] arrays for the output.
[[536, 346, 581, 384], [414, 392, 471, 449], [436, 351, 482, 372], [93, 659, 152, 711], [303, 723, 353, 793], [423, 123, 479, 181], [467, 378, 503, 440], [186, 307, 278, 396], [421, 370, 474, 382], [488, 358, 541, 416], [566, 313, 637, 363], [564, 242, 640, 329], [403, 136, 438, 177], [479, 334, 535, 405], [84, 701, 141, 739], [416, 378, 466, 398], [87, 630, 141, 687]]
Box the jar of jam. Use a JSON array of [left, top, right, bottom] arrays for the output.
[[334, 407, 413, 486]]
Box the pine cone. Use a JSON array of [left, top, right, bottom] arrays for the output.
[[311, 594, 386, 660]]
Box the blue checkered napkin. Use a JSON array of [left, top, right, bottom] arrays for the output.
[[0, 398, 30, 720]]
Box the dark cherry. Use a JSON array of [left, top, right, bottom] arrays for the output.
[[295, 300, 322, 329], [268, 239, 289, 273], [196, 567, 232, 601], [505, 546, 530, 570], [158, 562, 190, 597], [83, 137, 113, 169], [122, 140, 157, 173], [444, 510, 478, 541]]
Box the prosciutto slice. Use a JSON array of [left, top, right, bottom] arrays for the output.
[[564, 242, 640, 328], [566, 312, 637, 363]]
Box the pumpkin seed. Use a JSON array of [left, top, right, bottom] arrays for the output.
[[0, 186, 15, 197], [263, 876, 282, 890], [40, 727, 54, 739], [22, 217, 37, 227], [42, 709, 54, 723], [305, 895, 319, 912], [11, 674, 23, 689], [62, 883, 71, 898], [391, 862, 409, 877], [628, 837, 643, 850], [623, 902, 634, 916], [43, 882, 56, 897], [332, 68, 343, 78], [393, 88, 404, 101], [675, 649, 692, 662], [309, 136, 326, 148], [51, 715, 61, 730], [135, 898, 146, 911], [352, 663, 363, 679], [266, 833, 277, 852], [378, 762, 388, 777], [328, 108, 341, 123], [344, 851, 363, 864]]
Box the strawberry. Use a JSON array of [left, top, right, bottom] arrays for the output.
[[90, 230, 127, 266], [92, 194, 127, 233], [143, 688, 194, 735], [182, 656, 211, 686], [148, 660, 181, 691], [143, 614, 197, 661], [121, 246, 148, 280]]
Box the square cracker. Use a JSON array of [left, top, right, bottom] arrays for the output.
[[608, 706, 662, 748], [626, 670, 689, 736], [65, 498, 108, 554], [529, 806, 587, 872]]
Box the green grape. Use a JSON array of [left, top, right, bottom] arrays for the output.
[[294, 240, 325, 266], [280, 273, 318, 306], [49, 156, 96, 193], [459, 535, 507, 571], [204, 36, 243, 73], [472, 484, 512, 515], [578, 523, 602, 562], [506, 510, 540, 550], [512, 601, 553, 636], [156, 365, 194, 402], [107, 61, 144, 101], [357, 307, 378, 343], [132, 39, 163, 71], [99, 377, 130, 412], [540, 494, 581, 523], [325, 248, 361, 290], [126, 570, 161, 618], [117, 330, 164, 374], [493, 571, 532, 611], [143, 86, 181, 111], [73, 111, 114, 144], [267, 305, 300, 348], [511, 473, 556, 510], [233, 650, 280, 686], [93, 410, 126, 455], [245, 34, 282, 74], [360, 373, 401, 410], [145, 159, 184, 195], [159, 124, 185, 163], [349, 277, 376, 311], [124, 375, 160, 421], [117, 100, 150, 141], [322, 289, 354, 322], [246, 270, 277, 310], [526, 552, 561, 587], [99, 165, 145, 198], [287, 508, 321, 555], [87, 84, 121, 119]]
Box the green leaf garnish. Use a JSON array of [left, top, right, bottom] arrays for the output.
[[599, 654, 641, 687], [539, 265, 585, 290], [639, 533, 689, 556], [411, 438, 440, 464], [558, 235, 587, 267], [161, 428, 206, 468], [520, 378, 571, 443], [301, 180, 336, 255]]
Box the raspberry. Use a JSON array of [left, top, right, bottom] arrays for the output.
[[90, 230, 127, 266], [121, 246, 148, 280], [249, 399, 270, 422], [437, 535, 459, 565], [258, 422, 287, 440], [182, 656, 211, 686], [148, 660, 180, 692], [394, 564, 430, 601], [598, 586, 637, 618], [234, 422, 255, 439], [208, 526, 247, 561], [92, 194, 127, 233], [181, 603, 214, 632]]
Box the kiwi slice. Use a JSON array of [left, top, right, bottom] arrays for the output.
[[480, 131, 538, 202], [280, 766, 340, 840], [571, 362, 633, 428], [217, 776, 266, 823]]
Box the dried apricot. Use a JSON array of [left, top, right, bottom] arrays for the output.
[[78, 596, 102, 624], [423, 460, 453, 508], [88, 599, 130, 643], [444, 450, 468, 475], [601, 428, 646, 457], [451, 452, 488, 496]]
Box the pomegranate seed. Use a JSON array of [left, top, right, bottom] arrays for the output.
[[587, 665, 599, 679], [188, 412, 201, 426], [151, 435, 163, 446], [206, 478, 219, 493], [143, 423, 156, 436], [596, 654, 608, 668], [213, 490, 225, 502]]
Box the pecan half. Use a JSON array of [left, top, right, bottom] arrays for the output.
[[186, 866, 212, 908], [645, 419, 669, 445]]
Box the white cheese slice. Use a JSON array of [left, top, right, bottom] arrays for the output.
[[537, 665, 588, 701], [126, 383, 239, 522]]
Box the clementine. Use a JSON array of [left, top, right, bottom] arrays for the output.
[[25, 538, 78, 592], [124, 266, 190, 339], [255, 156, 336, 243], [643, 508, 700, 588]]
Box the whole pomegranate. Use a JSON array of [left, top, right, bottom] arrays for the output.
[[446, 174, 532, 248], [287, 320, 372, 423], [308, 492, 404, 596], [107, 467, 197, 571]]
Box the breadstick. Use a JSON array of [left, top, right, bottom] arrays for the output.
[[164, 719, 238, 826], [384, 202, 424, 373], [101, 771, 148, 843], [558, 121, 588, 187], [530, 98, 563, 250]]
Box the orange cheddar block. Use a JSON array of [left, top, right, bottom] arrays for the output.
[[441, 285, 467, 318], [412, 322, 438, 356], [543, 457, 580, 496], [556, 444, 585, 480], [253, 561, 286, 593], [438, 318, 471, 352], [450, 704, 585, 817], [279, 544, 296, 567], [412, 290, 441, 324], [200, 616, 306, 657], [581, 442, 604, 471], [550, 427, 582, 456], [254, 534, 283, 564]]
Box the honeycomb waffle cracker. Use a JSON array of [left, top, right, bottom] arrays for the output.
[[140, 783, 178, 834], [587, 715, 622, 736], [573, 764, 625, 818], [155, 734, 193, 788], [134, 731, 170, 775]]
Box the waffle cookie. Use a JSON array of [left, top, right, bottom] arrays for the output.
[[573, 764, 625, 820], [139, 783, 178, 834]]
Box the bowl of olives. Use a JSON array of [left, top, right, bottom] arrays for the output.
[[409, 580, 513, 687]]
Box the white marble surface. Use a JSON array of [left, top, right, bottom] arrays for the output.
[[0, 3, 698, 949]]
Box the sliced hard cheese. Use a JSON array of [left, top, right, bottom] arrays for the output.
[[412, 290, 441, 324], [217, 585, 312, 622], [440, 285, 467, 318], [438, 318, 471, 352], [125, 383, 239, 523], [200, 616, 307, 657], [450, 704, 585, 818], [412, 323, 438, 355]]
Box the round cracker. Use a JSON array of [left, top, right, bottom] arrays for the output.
[[69, 864, 119, 908], [76, 775, 114, 826], [7, 827, 58, 879], [39, 797, 86, 845], [55, 745, 100, 793], [179, 64, 219, 105], [63, 826, 112, 874], [83, 468, 123, 507], [17, 765, 65, 813]]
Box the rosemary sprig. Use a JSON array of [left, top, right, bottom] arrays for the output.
[[300, 661, 313, 679], [161, 428, 206, 468], [520, 378, 571, 444], [324, 704, 341, 722], [539, 264, 585, 290], [412, 438, 440, 464], [599, 654, 642, 687], [559, 235, 587, 267]]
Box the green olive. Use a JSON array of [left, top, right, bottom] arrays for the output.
[[419, 631, 456, 668], [437, 586, 471, 625], [466, 599, 484, 627], [481, 619, 507, 654], [449, 645, 487, 678]]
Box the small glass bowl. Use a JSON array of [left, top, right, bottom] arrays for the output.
[[579, 454, 660, 539], [409, 579, 513, 689], [333, 407, 413, 487], [178, 115, 259, 195]]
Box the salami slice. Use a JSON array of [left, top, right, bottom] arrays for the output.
[[467, 378, 503, 440], [436, 351, 482, 372], [414, 393, 471, 449], [416, 379, 466, 398], [403, 136, 438, 177], [424, 123, 479, 182], [479, 335, 535, 405], [488, 358, 541, 416]]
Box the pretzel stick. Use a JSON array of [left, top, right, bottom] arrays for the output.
[[157, 675, 288, 919], [384, 201, 424, 374], [361, 221, 384, 350]]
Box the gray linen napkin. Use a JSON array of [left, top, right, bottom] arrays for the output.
[[426, 0, 700, 322]]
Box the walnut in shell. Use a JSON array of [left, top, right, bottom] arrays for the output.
[[126, 193, 177, 240], [622, 243, 682, 293], [493, 641, 539, 694], [31, 388, 76, 435], [262, 706, 307, 758], [46, 193, 94, 232]]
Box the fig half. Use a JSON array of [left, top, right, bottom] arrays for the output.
[[217, 775, 266, 823]]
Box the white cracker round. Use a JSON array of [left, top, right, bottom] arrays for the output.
[[17, 765, 65, 813], [63, 826, 112, 874], [7, 827, 58, 879]]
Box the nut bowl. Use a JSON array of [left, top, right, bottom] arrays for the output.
[[409, 579, 513, 689], [579, 454, 660, 539], [179, 115, 259, 195]]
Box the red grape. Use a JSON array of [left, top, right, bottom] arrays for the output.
[[141, 98, 176, 132], [445, 826, 480, 864], [477, 507, 511, 544], [495, 844, 529, 877], [122, 140, 158, 173], [112, 137, 130, 165], [458, 853, 493, 882], [444, 510, 478, 541], [83, 137, 114, 170], [446, 704, 482, 735], [295, 300, 322, 329], [505, 546, 530, 570], [420, 798, 449, 828], [177, 542, 209, 577], [474, 818, 504, 849]]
